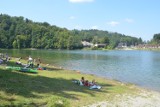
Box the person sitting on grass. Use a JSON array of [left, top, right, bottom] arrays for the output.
[[89, 79, 102, 89], [90, 79, 97, 86], [80, 77, 91, 86], [16, 61, 22, 65], [84, 80, 90, 86], [16, 57, 22, 65], [72, 77, 101, 89], [72, 77, 85, 86], [77, 77, 85, 86], [84, 79, 102, 89], [81, 77, 85, 84], [84, 80, 96, 87]]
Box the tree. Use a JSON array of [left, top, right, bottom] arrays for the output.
[[15, 35, 28, 49], [92, 36, 98, 44], [0, 14, 143, 49], [153, 33, 160, 44], [99, 36, 110, 44], [12, 40, 17, 48]]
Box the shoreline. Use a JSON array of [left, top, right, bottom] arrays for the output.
[[38, 59, 160, 92], [42, 61, 160, 106], [77, 69, 160, 106], [57, 66, 160, 93], [1, 57, 160, 106], [2, 56, 160, 93]]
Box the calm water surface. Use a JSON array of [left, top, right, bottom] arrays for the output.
[[1, 49, 160, 91]]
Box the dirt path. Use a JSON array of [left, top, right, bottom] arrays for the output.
[[85, 89, 160, 107]]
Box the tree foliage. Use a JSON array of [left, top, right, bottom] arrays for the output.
[[0, 14, 142, 49], [153, 33, 160, 44]]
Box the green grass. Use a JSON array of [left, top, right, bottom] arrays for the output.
[[0, 58, 139, 107]]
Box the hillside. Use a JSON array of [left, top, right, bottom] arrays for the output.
[[0, 14, 142, 49]]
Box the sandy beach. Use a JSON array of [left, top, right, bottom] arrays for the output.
[[85, 87, 160, 107]]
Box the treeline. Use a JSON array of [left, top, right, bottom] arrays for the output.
[[149, 33, 160, 45], [0, 14, 143, 49], [72, 30, 143, 49]]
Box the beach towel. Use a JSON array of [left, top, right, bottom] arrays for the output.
[[72, 80, 83, 86], [89, 85, 101, 89]]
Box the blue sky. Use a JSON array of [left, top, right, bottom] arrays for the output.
[[0, 0, 160, 41]]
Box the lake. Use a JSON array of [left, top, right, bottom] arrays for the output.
[[1, 49, 160, 91]]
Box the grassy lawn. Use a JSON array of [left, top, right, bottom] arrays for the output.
[[0, 58, 139, 107]]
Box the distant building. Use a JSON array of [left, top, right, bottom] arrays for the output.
[[81, 41, 107, 48], [136, 44, 160, 49], [117, 42, 127, 48], [94, 43, 107, 48], [81, 41, 94, 47]]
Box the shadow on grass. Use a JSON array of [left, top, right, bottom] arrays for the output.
[[0, 68, 113, 98], [0, 59, 114, 107]]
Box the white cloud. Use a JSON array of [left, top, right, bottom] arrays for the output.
[[69, 0, 94, 3], [69, 16, 76, 20], [108, 21, 120, 27], [91, 25, 98, 29], [125, 18, 134, 23]]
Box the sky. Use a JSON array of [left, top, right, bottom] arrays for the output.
[[0, 0, 160, 41]]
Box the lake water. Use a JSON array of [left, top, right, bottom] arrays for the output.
[[1, 49, 160, 91]]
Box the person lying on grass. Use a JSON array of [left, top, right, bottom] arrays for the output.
[[84, 79, 97, 87], [72, 77, 101, 89]]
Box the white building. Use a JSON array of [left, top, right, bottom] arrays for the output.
[[81, 41, 94, 47]]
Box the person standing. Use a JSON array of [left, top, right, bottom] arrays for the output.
[[36, 57, 41, 67], [28, 56, 33, 68]]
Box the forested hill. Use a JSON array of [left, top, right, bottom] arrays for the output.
[[0, 14, 142, 49]]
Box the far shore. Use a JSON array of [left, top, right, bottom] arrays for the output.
[[1, 46, 160, 52]]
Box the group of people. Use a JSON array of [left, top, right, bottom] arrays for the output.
[[16, 56, 41, 69], [0, 53, 11, 64], [26, 56, 42, 68], [73, 77, 102, 89], [80, 77, 97, 87]]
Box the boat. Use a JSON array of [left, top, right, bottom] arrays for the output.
[[20, 68, 37, 73], [6, 66, 21, 70], [6, 66, 37, 73]]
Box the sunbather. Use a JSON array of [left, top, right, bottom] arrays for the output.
[[90, 79, 97, 86], [81, 77, 85, 84]]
